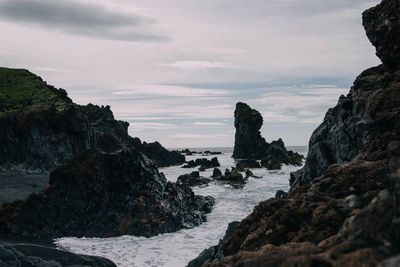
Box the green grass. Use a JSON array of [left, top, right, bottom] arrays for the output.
[[0, 67, 71, 112]]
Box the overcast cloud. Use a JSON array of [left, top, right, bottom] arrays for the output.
[[0, 0, 381, 147], [0, 0, 167, 42]]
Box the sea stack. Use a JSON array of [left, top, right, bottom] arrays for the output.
[[232, 102, 303, 168]]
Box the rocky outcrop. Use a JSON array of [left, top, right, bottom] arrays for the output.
[[193, 0, 400, 265], [0, 67, 184, 171], [232, 103, 303, 168], [133, 141, 185, 167], [0, 242, 116, 266], [290, 0, 400, 189], [0, 148, 214, 240]]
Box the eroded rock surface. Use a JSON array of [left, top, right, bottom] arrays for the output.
[[0, 148, 214, 240]]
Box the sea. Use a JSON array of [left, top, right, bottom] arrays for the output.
[[54, 146, 307, 267]]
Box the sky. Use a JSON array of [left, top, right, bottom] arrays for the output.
[[0, 0, 381, 148]]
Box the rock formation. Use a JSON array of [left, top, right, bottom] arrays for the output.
[[191, 0, 400, 265], [0, 148, 214, 240], [182, 157, 220, 170], [0, 242, 116, 266], [232, 102, 303, 168], [0, 67, 185, 171], [177, 171, 211, 187]]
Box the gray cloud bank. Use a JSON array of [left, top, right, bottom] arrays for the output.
[[0, 0, 168, 42]]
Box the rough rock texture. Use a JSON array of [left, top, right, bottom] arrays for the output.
[[232, 103, 303, 168], [0, 67, 184, 171], [0, 242, 116, 266], [133, 141, 185, 167], [194, 1, 400, 265], [187, 221, 240, 267], [232, 102, 268, 159], [290, 0, 400, 188], [0, 148, 214, 240]]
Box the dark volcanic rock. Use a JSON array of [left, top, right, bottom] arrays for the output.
[[232, 102, 268, 159], [134, 141, 185, 167], [187, 221, 240, 267], [232, 103, 303, 168], [195, 1, 400, 266], [0, 148, 215, 240], [177, 171, 211, 187], [363, 0, 400, 69], [0, 243, 116, 266], [182, 157, 220, 169], [212, 168, 222, 178]]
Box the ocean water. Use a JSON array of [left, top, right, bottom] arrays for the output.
[[54, 146, 307, 267]]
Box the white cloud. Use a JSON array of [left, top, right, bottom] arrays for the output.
[[130, 122, 175, 131], [161, 60, 238, 70], [112, 85, 229, 97], [193, 122, 225, 126]]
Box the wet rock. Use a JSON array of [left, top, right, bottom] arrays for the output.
[[182, 157, 220, 169], [212, 168, 222, 178], [0, 243, 116, 266], [261, 159, 281, 170], [0, 148, 215, 240], [177, 171, 211, 187]]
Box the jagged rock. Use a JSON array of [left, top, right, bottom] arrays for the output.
[[232, 103, 303, 169], [203, 151, 222, 155], [216, 171, 246, 188], [261, 159, 281, 170], [245, 169, 253, 178], [363, 0, 400, 69], [133, 141, 185, 167], [187, 221, 240, 267], [212, 168, 222, 178], [182, 157, 220, 169], [197, 1, 400, 265], [232, 102, 268, 159], [0, 67, 183, 171], [177, 171, 211, 187], [0, 148, 215, 240], [0, 242, 116, 266]]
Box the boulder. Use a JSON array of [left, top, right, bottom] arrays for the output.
[[177, 171, 211, 187], [212, 168, 223, 178], [182, 157, 220, 169]]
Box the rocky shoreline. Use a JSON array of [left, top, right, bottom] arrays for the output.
[[190, 0, 400, 265]]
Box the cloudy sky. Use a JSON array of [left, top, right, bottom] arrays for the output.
[[0, 0, 380, 148]]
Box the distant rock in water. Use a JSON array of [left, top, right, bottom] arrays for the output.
[[0, 148, 214, 240], [177, 171, 211, 187], [0, 67, 184, 171], [232, 102, 303, 168], [182, 157, 220, 170]]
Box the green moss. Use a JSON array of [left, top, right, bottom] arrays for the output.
[[0, 67, 71, 113]]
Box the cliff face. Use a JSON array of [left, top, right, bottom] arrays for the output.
[[290, 0, 400, 189], [0, 148, 214, 240], [193, 0, 400, 265], [0, 67, 185, 171], [232, 102, 303, 167]]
